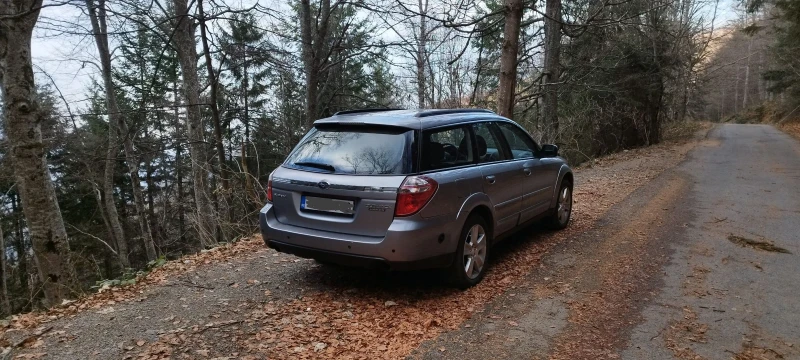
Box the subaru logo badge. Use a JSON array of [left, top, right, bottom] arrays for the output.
[[318, 181, 329, 189]]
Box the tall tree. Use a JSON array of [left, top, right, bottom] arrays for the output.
[[219, 13, 271, 205], [497, 0, 523, 118], [300, 0, 331, 127], [0, 219, 9, 314], [541, 0, 562, 142], [416, 0, 429, 108], [0, 0, 76, 305], [171, 0, 219, 247], [197, 0, 231, 232], [86, 0, 157, 262]]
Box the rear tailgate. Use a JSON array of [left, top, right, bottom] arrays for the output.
[[271, 167, 405, 237]]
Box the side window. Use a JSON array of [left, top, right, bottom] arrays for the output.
[[472, 122, 508, 163], [422, 126, 473, 170], [497, 123, 538, 159]]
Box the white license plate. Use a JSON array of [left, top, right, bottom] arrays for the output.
[[301, 196, 354, 215]]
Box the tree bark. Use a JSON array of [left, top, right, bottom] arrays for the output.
[[10, 195, 28, 297], [497, 0, 523, 119], [0, 0, 77, 305], [197, 0, 230, 237], [171, 0, 219, 248], [100, 117, 129, 266], [86, 0, 157, 262], [416, 0, 428, 109], [300, 0, 331, 128], [301, 0, 317, 128], [174, 82, 186, 244], [0, 221, 10, 315], [541, 0, 562, 142]]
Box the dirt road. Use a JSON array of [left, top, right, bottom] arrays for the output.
[[6, 124, 799, 359]]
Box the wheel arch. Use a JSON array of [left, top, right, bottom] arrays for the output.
[[456, 192, 495, 239], [549, 164, 574, 208]]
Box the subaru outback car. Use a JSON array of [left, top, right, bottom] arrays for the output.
[[260, 109, 573, 287]]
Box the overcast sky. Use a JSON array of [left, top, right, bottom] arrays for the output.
[[29, 0, 742, 116]]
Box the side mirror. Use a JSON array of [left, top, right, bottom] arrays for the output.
[[541, 144, 559, 157]]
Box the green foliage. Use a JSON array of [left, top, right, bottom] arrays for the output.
[[763, 0, 800, 104]]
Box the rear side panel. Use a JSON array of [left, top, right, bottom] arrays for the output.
[[271, 166, 405, 238], [418, 166, 481, 219]]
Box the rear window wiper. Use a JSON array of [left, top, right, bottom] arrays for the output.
[[293, 161, 336, 172]]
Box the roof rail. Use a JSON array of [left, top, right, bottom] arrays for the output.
[[333, 108, 405, 116], [415, 109, 495, 118]]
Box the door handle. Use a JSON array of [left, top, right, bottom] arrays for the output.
[[485, 175, 496, 184], [523, 168, 532, 176]]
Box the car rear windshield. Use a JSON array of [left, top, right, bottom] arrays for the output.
[[284, 126, 413, 175]]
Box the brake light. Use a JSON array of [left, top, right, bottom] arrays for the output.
[[395, 176, 438, 216], [266, 172, 274, 202]]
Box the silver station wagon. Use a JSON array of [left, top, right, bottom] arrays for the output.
[[260, 109, 573, 287]]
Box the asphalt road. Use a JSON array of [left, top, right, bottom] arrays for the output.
[[416, 124, 800, 359], [624, 124, 800, 359]]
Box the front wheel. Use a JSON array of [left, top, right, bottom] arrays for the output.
[[447, 215, 490, 289], [546, 179, 573, 230]]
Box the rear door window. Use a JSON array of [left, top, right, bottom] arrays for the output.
[[421, 126, 473, 171], [284, 126, 412, 175], [497, 123, 539, 159], [472, 122, 509, 163]]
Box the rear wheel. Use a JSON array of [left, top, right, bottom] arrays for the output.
[[447, 215, 490, 289], [546, 179, 573, 230]]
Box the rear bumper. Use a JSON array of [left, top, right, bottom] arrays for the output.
[[259, 203, 457, 271], [266, 240, 451, 271]]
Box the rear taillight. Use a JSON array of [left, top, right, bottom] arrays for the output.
[[266, 172, 274, 202], [395, 176, 438, 217]]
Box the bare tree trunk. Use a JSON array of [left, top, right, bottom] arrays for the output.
[[497, 0, 523, 119], [172, 0, 219, 248], [0, 0, 76, 305], [197, 0, 230, 238], [470, 44, 484, 106], [101, 119, 129, 266], [301, 0, 317, 127], [743, 35, 752, 109], [85, 0, 128, 268], [174, 83, 187, 244], [541, 0, 562, 142], [416, 0, 428, 109], [86, 0, 157, 262], [734, 65, 740, 113], [93, 186, 127, 268], [10, 195, 28, 296], [0, 221, 10, 314], [242, 53, 254, 205], [300, 0, 331, 128]]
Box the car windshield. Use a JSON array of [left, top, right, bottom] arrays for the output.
[[284, 126, 412, 175]]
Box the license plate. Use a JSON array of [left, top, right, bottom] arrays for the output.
[[301, 196, 354, 215]]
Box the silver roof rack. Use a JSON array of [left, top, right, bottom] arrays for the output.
[[415, 109, 495, 118], [333, 108, 405, 116]]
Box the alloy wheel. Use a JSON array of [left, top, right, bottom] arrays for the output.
[[557, 186, 572, 225], [463, 224, 487, 279]]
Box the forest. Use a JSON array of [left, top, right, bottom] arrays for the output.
[[1, 0, 798, 315]]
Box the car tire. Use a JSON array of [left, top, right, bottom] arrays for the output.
[[447, 214, 490, 289], [546, 179, 573, 230]]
